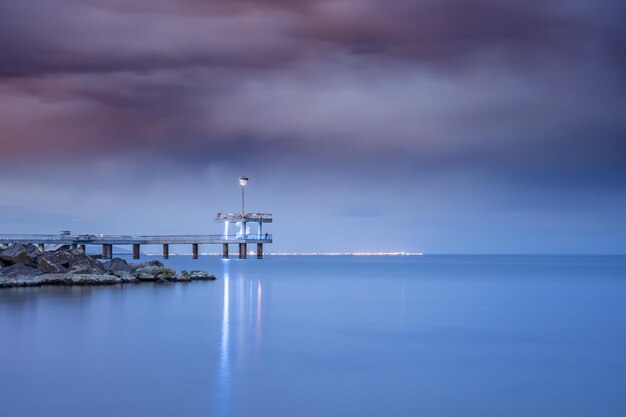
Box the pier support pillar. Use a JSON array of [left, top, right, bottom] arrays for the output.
[[163, 244, 169, 260], [133, 244, 140, 259], [257, 243, 263, 259], [222, 243, 229, 259], [192, 243, 199, 259], [102, 244, 112, 259], [71, 244, 78, 250], [38, 243, 45, 253], [239, 243, 247, 259], [80, 244, 86, 253]]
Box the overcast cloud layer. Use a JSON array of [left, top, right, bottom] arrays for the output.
[[1, 0, 625, 253]]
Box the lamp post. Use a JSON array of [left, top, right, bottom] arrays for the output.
[[239, 176, 248, 215]]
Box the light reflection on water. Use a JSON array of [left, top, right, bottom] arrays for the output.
[[217, 261, 264, 417], [1, 255, 626, 417], [217, 268, 230, 417]]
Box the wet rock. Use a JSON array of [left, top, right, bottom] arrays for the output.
[[0, 247, 216, 287], [176, 270, 216, 282], [1, 273, 124, 287], [133, 266, 176, 281], [103, 258, 132, 273], [177, 271, 192, 282], [0, 243, 40, 267], [0, 263, 42, 278], [131, 260, 164, 270], [37, 249, 106, 275], [188, 270, 216, 280], [67, 259, 106, 275], [37, 257, 66, 273], [37, 250, 73, 272]]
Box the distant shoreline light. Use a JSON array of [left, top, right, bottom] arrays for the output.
[[138, 252, 423, 256]]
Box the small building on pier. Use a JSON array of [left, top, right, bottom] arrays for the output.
[[214, 212, 272, 259]]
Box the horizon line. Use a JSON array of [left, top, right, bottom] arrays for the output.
[[129, 252, 626, 256]]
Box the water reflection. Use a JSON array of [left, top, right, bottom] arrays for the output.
[[216, 263, 263, 417], [256, 281, 262, 350], [217, 269, 231, 417]]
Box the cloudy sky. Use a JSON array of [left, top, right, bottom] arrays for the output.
[[1, 0, 625, 253]]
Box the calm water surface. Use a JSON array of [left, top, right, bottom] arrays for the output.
[[2, 255, 626, 417]]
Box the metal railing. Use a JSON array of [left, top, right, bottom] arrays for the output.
[[0, 234, 61, 241], [0, 233, 272, 244], [215, 213, 272, 221]]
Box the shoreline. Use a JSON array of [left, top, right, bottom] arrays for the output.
[[0, 244, 216, 288], [0, 272, 216, 288]]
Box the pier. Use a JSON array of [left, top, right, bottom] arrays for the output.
[[0, 213, 272, 260], [0, 178, 272, 260]]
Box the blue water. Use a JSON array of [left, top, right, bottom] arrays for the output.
[[1, 255, 626, 417]]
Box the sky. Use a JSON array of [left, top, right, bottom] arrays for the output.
[[0, 0, 625, 253]]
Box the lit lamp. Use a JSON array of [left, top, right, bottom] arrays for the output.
[[239, 176, 249, 215]]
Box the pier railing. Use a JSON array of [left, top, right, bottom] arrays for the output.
[[215, 213, 272, 222], [0, 233, 272, 245]]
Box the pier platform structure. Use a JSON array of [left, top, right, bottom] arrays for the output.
[[0, 213, 272, 260], [214, 212, 272, 259]]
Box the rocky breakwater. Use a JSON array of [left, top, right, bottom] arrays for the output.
[[0, 244, 216, 288]]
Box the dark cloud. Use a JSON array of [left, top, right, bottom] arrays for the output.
[[1, 0, 621, 77], [0, 0, 625, 253]]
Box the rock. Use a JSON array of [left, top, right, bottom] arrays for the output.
[[0, 274, 43, 287], [174, 270, 216, 282], [0, 263, 42, 278], [0, 243, 40, 267], [177, 270, 192, 282], [37, 250, 73, 272], [0, 273, 130, 288], [37, 249, 106, 275], [0, 246, 216, 287], [67, 259, 106, 275], [37, 256, 67, 273], [103, 258, 132, 273], [188, 270, 216, 280], [133, 266, 176, 281], [131, 260, 164, 271]]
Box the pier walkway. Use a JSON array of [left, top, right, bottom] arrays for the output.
[[1, 211, 273, 260], [0, 233, 272, 260]]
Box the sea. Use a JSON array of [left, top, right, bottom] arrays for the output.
[[1, 255, 626, 417]]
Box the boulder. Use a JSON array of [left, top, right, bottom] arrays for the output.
[[37, 250, 74, 272], [176, 270, 216, 281], [37, 249, 106, 275], [67, 259, 107, 275], [103, 258, 132, 273], [1, 246, 217, 287], [0, 263, 42, 278], [177, 271, 192, 282], [0, 243, 40, 267], [131, 260, 164, 271], [133, 266, 176, 281], [37, 257, 66, 273], [188, 270, 216, 280]]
